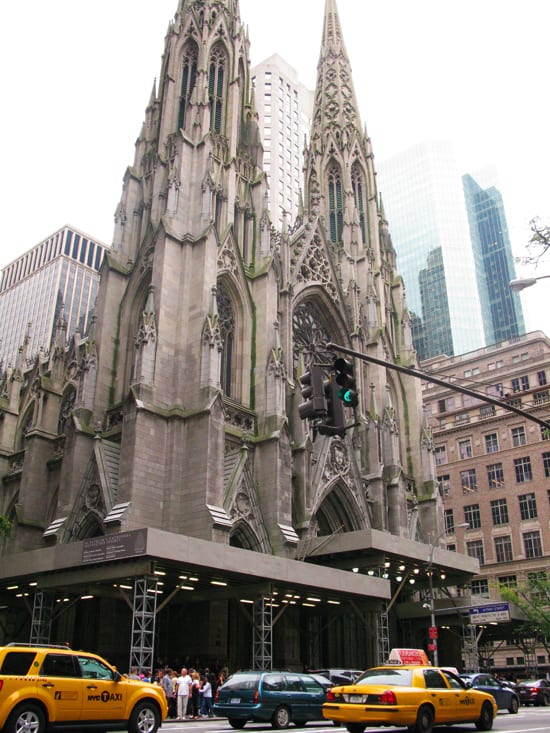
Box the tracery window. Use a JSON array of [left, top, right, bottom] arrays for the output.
[[328, 164, 343, 243], [178, 44, 198, 130], [208, 46, 226, 134], [292, 300, 334, 373], [216, 285, 234, 397], [351, 164, 366, 242]]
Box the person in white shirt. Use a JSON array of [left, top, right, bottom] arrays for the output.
[[176, 667, 192, 719]]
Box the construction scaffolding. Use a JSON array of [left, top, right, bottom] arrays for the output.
[[129, 576, 158, 675]]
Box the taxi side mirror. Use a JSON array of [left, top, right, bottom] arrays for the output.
[[464, 681, 472, 689], [113, 670, 122, 682]]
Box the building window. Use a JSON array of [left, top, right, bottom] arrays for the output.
[[464, 504, 481, 529], [543, 453, 550, 479], [542, 425, 550, 441], [494, 535, 513, 563], [506, 657, 515, 666], [514, 456, 533, 483], [511, 375, 529, 392], [537, 370, 547, 386], [438, 474, 451, 498], [487, 463, 504, 489], [471, 578, 489, 596], [527, 571, 548, 600], [178, 44, 198, 130], [511, 426, 526, 447], [534, 389, 550, 405], [523, 531, 543, 559], [490, 498, 509, 525], [438, 397, 454, 413], [328, 164, 343, 243], [498, 575, 517, 588], [458, 438, 473, 459], [434, 445, 447, 466], [351, 164, 367, 243], [484, 432, 499, 454], [216, 285, 235, 398], [208, 46, 227, 133], [444, 509, 454, 533], [518, 492, 538, 520], [480, 404, 496, 418], [461, 469, 477, 493]]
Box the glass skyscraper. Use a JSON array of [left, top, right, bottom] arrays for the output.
[[376, 141, 486, 361], [462, 173, 525, 344], [0, 226, 107, 369]]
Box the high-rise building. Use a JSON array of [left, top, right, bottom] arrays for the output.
[[463, 173, 525, 344], [0, 0, 476, 671], [251, 54, 313, 227], [376, 141, 486, 361], [0, 226, 107, 369]]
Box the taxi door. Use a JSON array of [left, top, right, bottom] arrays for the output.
[[39, 653, 83, 722], [78, 654, 127, 722], [440, 670, 480, 722], [422, 669, 462, 724]]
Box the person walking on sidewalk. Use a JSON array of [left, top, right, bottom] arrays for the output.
[[201, 674, 213, 717]]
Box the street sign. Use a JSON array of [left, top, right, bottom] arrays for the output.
[[429, 626, 438, 639], [468, 602, 510, 625]]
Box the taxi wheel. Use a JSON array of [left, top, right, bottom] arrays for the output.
[[509, 696, 519, 714], [475, 701, 494, 731], [412, 704, 434, 733], [5, 703, 46, 733], [271, 705, 291, 729], [128, 700, 160, 733]]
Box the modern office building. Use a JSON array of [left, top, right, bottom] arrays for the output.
[[376, 141, 486, 361], [251, 54, 313, 227], [0, 0, 477, 672], [0, 226, 107, 369], [423, 331, 550, 675], [463, 173, 525, 344]]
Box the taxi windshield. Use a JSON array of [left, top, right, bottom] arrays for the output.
[[355, 669, 413, 686]]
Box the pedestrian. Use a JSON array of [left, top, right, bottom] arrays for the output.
[[162, 669, 176, 718], [176, 667, 192, 720], [191, 670, 201, 718], [201, 673, 213, 717]]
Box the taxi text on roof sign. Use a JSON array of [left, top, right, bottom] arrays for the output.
[[386, 648, 430, 665]]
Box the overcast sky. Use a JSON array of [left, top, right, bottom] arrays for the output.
[[1, 0, 548, 332]]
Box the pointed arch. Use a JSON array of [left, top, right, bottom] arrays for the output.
[[292, 294, 349, 373], [351, 161, 367, 243], [327, 162, 343, 243], [178, 41, 199, 131], [229, 519, 264, 552], [208, 44, 228, 134], [216, 282, 236, 398], [314, 481, 364, 535]]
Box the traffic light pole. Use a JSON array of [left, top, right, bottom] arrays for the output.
[[326, 342, 550, 432]]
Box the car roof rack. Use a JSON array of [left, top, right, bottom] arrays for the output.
[[5, 642, 72, 649]]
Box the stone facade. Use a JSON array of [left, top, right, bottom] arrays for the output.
[[0, 0, 450, 668]]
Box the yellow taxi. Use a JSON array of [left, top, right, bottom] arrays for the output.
[[0, 643, 167, 733], [322, 649, 498, 733]]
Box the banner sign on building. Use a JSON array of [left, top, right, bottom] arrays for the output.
[[82, 529, 147, 564], [468, 602, 510, 625]]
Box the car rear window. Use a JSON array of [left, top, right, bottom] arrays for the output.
[[0, 651, 36, 675], [355, 668, 413, 686], [223, 673, 261, 691]]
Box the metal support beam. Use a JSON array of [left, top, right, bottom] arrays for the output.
[[252, 595, 272, 670], [129, 577, 158, 675], [376, 603, 390, 665], [30, 590, 55, 645]]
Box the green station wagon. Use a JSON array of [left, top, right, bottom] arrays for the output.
[[213, 670, 327, 728]]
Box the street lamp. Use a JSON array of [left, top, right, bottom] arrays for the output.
[[426, 523, 469, 666], [509, 274, 550, 292]]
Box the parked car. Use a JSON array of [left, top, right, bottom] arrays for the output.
[[309, 673, 335, 692], [322, 661, 497, 732], [0, 642, 167, 733], [516, 678, 550, 706], [213, 670, 327, 728], [460, 673, 519, 713], [309, 668, 363, 685]]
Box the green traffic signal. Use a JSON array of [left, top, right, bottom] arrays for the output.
[[334, 357, 358, 408]]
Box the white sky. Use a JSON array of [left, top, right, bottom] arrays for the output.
[[1, 0, 549, 334]]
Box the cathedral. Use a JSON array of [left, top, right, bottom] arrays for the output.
[[0, 0, 476, 672]]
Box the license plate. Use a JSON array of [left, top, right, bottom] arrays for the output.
[[230, 698, 241, 704], [349, 695, 363, 703]]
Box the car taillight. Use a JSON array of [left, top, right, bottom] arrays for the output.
[[0, 680, 3, 692], [254, 690, 259, 703], [326, 690, 335, 701], [214, 690, 219, 702], [379, 690, 397, 705]]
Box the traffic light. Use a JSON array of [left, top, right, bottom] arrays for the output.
[[298, 364, 326, 420], [334, 357, 359, 408], [318, 372, 346, 437]]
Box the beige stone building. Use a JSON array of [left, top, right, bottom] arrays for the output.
[[0, 0, 476, 672], [423, 330, 550, 675]]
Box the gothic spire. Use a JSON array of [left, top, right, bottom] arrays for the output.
[[310, 0, 363, 149]]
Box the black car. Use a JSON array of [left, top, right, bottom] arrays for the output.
[[309, 668, 363, 686], [460, 673, 519, 713], [516, 678, 550, 706]]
